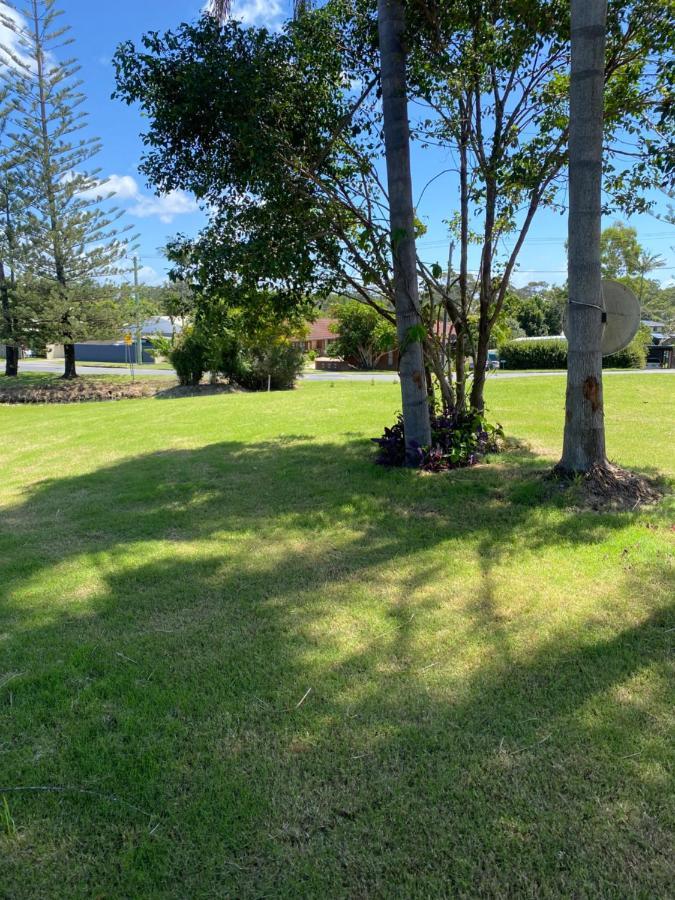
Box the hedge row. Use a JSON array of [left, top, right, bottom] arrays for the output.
[[499, 337, 646, 370]]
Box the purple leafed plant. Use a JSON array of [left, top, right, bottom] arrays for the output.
[[372, 407, 503, 471]]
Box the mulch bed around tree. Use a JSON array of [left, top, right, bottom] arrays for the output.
[[0, 378, 242, 404], [550, 461, 666, 512]]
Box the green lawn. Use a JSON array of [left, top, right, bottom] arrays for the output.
[[0, 375, 673, 897]]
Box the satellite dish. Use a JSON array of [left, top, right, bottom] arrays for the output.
[[600, 279, 641, 356], [563, 279, 640, 356]]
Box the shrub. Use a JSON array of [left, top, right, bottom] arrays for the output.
[[500, 330, 649, 370], [168, 329, 207, 385], [373, 408, 503, 470], [306, 349, 317, 362], [500, 339, 568, 369], [208, 332, 243, 381], [237, 342, 305, 391], [166, 327, 304, 391], [604, 342, 645, 368], [604, 325, 650, 369]]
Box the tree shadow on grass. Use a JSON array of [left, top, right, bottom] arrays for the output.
[[0, 437, 672, 896]]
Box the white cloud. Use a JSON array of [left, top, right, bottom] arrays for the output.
[[130, 189, 199, 224], [0, 4, 32, 70], [137, 264, 164, 286], [0, 3, 56, 73], [208, 0, 285, 29], [78, 173, 139, 201], [77, 173, 199, 224]]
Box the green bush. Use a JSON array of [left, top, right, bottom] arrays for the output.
[[166, 326, 304, 391], [168, 329, 207, 385], [500, 339, 568, 369], [604, 325, 650, 369], [500, 330, 648, 370], [208, 332, 243, 380], [603, 343, 645, 368], [237, 342, 305, 391]]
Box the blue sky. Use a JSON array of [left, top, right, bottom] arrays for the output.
[[6, 0, 672, 288]]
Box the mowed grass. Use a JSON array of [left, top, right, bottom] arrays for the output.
[[0, 374, 673, 897]]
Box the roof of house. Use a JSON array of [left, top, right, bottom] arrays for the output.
[[305, 318, 338, 341], [138, 316, 184, 338]]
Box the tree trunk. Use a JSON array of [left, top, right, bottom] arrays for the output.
[[0, 261, 18, 376], [4, 346, 18, 377], [426, 338, 453, 410], [377, 0, 431, 464], [63, 342, 77, 379], [455, 98, 470, 412], [470, 173, 496, 412], [1, 269, 19, 372], [559, 0, 608, 473]]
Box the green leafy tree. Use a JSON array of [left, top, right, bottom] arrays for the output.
[[600, 222, 643, 279], [1, 0, 135, 378], [329, 298, 396, 368], [600, 221, 667, 306], [114, 0, 673, 415], [409, 0, 673, 410]]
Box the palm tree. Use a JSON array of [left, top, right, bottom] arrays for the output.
[[636, 250, 666, 304], [210, 1, 312, 22], [377, 0, 431, 463], [293, 0, 313, 17], [559, 0, 609, 473], [208, 1, 231, 23]]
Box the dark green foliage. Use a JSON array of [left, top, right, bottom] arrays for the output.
[[113, 14, 353, 317], [500, 339, 568, 370], [501, 330, 649, 370], [604, 343, 646, 369], [604, 325, 651, 369], [166, 324, 304, 391], [237, 342, 305, 391], [168, 330, 207, 386]]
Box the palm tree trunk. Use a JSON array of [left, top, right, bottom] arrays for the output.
[[377, 0, 431, 463], [559, 0, 608, 473]]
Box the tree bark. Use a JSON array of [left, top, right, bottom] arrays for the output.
[[455, 98, 470, 412], [0, 261, 18, 376], [559, 0, 608, 473], [63, 342, 77, 379], [4, 346, 18, 377], [377, 0, 431, 463]]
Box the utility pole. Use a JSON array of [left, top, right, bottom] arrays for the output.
[[133, 255, 143, 367]]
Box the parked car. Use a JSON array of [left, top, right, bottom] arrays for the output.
[[469, 350, 501, 371]]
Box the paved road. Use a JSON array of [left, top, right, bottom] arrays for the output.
[[20, 360, 177, 377], [16, 359, 675, 381], [303, 368, 675, 381]]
